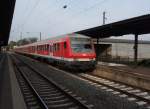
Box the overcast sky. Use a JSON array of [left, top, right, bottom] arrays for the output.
[[9, 0, 150, 41]]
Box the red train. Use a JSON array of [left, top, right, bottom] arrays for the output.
[[14, 34, 96, 70]]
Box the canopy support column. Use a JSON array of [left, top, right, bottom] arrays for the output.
[[97, 38, 99, 44], [96, 38, 99, 62], [134, 34, 138, 63]]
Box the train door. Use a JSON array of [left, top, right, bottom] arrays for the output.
[[60, 42, 65, 59], [63, 41, 67, 58], [53, 43, 56, 57]]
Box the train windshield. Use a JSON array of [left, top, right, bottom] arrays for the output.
[[71, 37, 93, 53]]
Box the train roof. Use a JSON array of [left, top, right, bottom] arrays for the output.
[[46, 33, 90, 40], [15, 34, 90, 48]]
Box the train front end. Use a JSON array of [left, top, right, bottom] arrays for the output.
[[68, 34, 96, 71]]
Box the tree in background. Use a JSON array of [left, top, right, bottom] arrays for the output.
[[9, 41, 17, 49], [8, 37, 38, 50], [17, 37, 38, 45]]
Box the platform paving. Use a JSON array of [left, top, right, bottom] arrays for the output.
[[96, 62, 150, 90], [0, 53, 26, 109], [0, 53, 13, 109]]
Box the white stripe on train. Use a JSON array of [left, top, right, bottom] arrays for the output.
[[17, 51, 95, 62]]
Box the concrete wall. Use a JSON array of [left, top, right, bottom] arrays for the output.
[[100, 42, 150, 60]]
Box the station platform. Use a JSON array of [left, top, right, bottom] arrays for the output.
[[93, 61, 150, 90], [98, 61, 150, 77], [0, 53, 26, 109]]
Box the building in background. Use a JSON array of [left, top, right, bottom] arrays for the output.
[[93, 38, 150, 63]]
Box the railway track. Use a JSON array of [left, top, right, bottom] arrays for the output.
[[77, 73, 150, 109], [11, 53, 150, 109], [33, 55, 150, 109], [11, 55, 93, 109]]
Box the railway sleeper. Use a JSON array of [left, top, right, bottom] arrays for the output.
[[43, 95, 66, 100], [47, 102, 75, 108], [45, 98, 70, 104]]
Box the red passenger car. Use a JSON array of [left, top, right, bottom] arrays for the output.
[[14, 34, 96, 70]]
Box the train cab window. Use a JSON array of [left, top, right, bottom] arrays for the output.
[[64, 42, 67, 49]]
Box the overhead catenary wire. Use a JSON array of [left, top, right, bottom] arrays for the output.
[[16, 0, 41, 32], [14, 0, 74, 33], [38, 0, 75, 26], [45, 0, 110, 32], [12, 0, 110, 40], [11, 0, 31, 33], [65, 0, 110, 24]]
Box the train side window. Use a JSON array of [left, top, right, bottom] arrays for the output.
[[47, 45, 49, 51], [43, 45, 45, 51], [53, 44, 56, 51], [49, 45, 51, 52], [51, 46, 53, 52], [57, 43, 60, 51], [64, 42, 67, 49], [54, 44, 56, 51], [45, 45, 47, 51], [53, 44, 55, 51]]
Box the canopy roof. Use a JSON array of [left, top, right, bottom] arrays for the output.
[[76, 14, 150, 38], [0, 0, 16, 46]]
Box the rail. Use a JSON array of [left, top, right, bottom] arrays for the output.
[[11, 54, 92, 109]]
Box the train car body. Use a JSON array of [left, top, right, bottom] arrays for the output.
[[14, 34, 96, 70]]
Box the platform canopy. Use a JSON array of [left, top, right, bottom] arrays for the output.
[[0, 0, 16, 46], [76, 14, 150, 38]]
